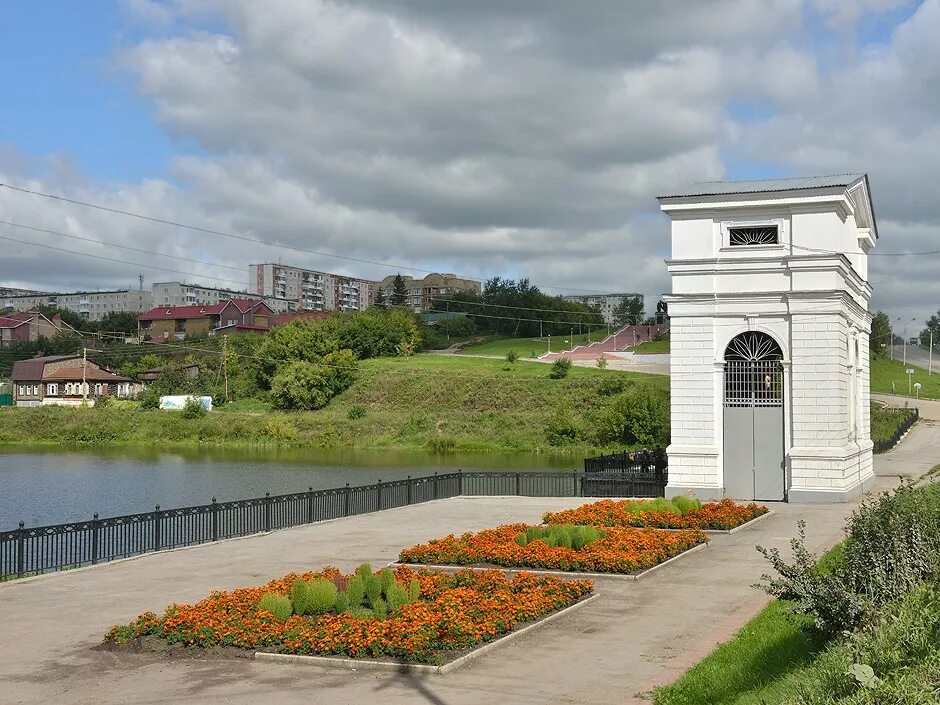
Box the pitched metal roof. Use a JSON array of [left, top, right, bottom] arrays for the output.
[[11, 355, 80, 382], [658, 173, 867, 199]]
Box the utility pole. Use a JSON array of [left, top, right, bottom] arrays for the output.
[[82, 347, 87, 404], [222, 335, 229, 401], [930, 328, 935, 376]]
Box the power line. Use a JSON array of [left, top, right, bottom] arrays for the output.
[[0, 182, 627, 295]]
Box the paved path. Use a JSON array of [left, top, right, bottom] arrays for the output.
[[872, 420, 940, 479], [1, 427, 937, 705], [0, 501, 865, 705]]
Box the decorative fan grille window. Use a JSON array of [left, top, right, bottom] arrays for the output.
[[728, 225, 778, 246], [724, 332, 784, 407]]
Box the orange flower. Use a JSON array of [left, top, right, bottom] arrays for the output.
[[103, 566, 593, 663], [542, 498, 767, 531]]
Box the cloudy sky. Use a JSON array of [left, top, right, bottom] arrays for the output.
[[1, 0, 938, 324]]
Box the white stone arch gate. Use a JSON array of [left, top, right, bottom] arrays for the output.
[[657, 174, 878, 503]]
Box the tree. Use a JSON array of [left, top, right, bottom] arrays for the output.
[[254, 319, 341, 389], [391, 274, 409, 307], [871, 311, 891, 359], [269, 350, 358, 410], [373, 287, 387, 309], [99, 311, 140, 335], [612, 296, 644, 326], [919, 310, 940, 348]]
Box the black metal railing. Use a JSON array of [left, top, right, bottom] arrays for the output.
[[582, 449, 667, 498], [873, 407, 919, 454], [0, 468, 667, 580]]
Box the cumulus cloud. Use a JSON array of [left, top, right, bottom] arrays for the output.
[[1, 0, 937, 320]]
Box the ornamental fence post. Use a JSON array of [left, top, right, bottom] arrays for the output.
[[406, 476, 413, 505], [376, 479, 383, 512], [16, 521, 25, 579], [91, 513, 100, 565], [153, 506, 162, 552], [264, 492, 271, 532], [433, 472, 439, 500], [211, 498, 219, 541], [307, 487, 314, 524], [458, 468, 464, 496], [343, 483, 351, 517], [572, 470, 578, 497], [515, 472, 522, 496]]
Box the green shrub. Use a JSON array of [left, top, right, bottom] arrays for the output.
[[549, 357, 572, 379], [291, 581, 311, 615], [598, 377, 628, 396], [670, 495, 702, 514], [138, 388, 160, 410], [181, 397, 207, 419], [93, 394, 113, 408], [347, 607, 375, 620], [757, 482, 940, 636], [347, 404, 367, 420], [385, 583, 411, 613], [427, 434, 457, 453], [595, 356, 608, 369], [506, 350, 519, 364], [346, 576, 366, 608], [519, 525, 606, 551], [355, 563, 373, 581], [365, 575, 383, 607], [333, 591, 350, 613], [591, 384, 670, 447], [545, 408, 581, 446], [408, 579, 421, 601], [257, 593, 292, 621], [378, 568, 396, 596], [304, 579, 338, 615], [371, 597, 388, 620]]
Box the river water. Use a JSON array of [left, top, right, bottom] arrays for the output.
[[0, 446, 580, 529]]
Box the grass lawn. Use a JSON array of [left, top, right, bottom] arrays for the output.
[[629, 334, 670, 354], [870, 356, 940, 400], [460, 330, 612, 357], [653, 599, 826, 705], [0, 354, 668, 454]]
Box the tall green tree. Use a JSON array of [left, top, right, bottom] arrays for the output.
[[99, 310, 140, 334], [373, 287, 387, 309], [612, 296, 644, 326], [870, 311, 891, 359], [391, 274, 409, 307], [918, 310, 940, 348]]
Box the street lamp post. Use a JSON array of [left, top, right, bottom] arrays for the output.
[[902, 317, 916, 367]]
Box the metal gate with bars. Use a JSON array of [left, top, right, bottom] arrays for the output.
[[722, 332, 785, 501]]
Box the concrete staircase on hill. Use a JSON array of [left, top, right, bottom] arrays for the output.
[[539, 323, 669, 361]]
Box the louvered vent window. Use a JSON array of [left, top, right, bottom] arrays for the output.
[[728, 225, 778, 246]]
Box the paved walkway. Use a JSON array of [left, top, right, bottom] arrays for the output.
[[872, 419, 940, 478], [1, 430, 936, 705], [873, 393, 940, 421]]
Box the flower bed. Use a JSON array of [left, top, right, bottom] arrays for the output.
[[542, 498, 768, 531], [399, 523, 706, 574], [103, 566, 592, 664]]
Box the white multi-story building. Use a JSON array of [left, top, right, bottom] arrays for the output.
[[659, 174, 877, 503], [151, 281, 294, 313], [562, 293, 644, 325], [2, 289, 153, 322], [249, 264, 374, 312]]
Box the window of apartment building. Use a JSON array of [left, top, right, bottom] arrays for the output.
[[46, 383, 58, 396]]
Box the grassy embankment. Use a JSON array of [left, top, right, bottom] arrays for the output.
[[629, 334, 671, 354], [0, 354, 667, 453], [870, 355, 940, 400], [459, 330, 612, 357]]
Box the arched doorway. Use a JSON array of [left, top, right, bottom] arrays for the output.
[[723, 332, 785, 500]]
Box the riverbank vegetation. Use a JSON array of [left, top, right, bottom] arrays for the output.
[[0, 355, 670, 453], [654, 482, 940, 704]]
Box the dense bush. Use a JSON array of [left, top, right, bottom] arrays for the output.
[[269, 350, 359, 411], [591, 384, 670, 447], [545, 408, 582, 446], [258, 593, 292, 621], [515, 525, 606, 551], [181, 398, 207, 419], [549, 358, 572, 379], [757, 482, 940, 636]]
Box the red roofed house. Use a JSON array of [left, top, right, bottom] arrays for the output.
[[0, 309, 75, 347], [11, 355, 137, 407], [136, 299, 275, 339]]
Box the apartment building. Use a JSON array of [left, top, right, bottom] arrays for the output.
[[375, 273, 482, 312], [249, 264, 374, 312], [562, 293, 644, 326], [151, 281, 294, 313], [2, 289, 153, 322]]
